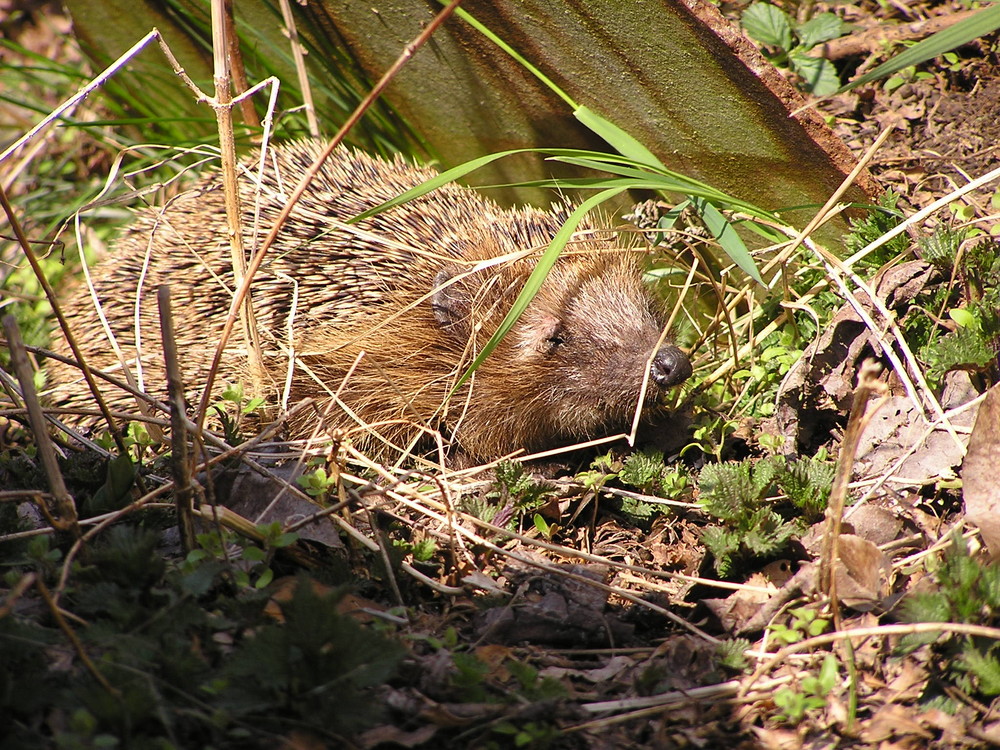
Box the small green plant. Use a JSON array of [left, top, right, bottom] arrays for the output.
[[620, 449, 689, 498], [843, 189, 909, 271], [297, 461, 340, 502], [741, 4, 845, 95], [918, 234, 1000, 384], [464, 460, 556, 530], [729, 338, 803, 419], [770, 605, 831, 646], [411, 537, 438, 562], [773, 653, 839, 723], [898, 534, 1000, 705], [491, 720, 562, 748], [883, 62, 936, 92], [576, 450, 690, 522], [2, 520, 399, 747], [683, 415, 739, 462], [532, 513, 557, 540], [81, 452, 136, 516], [184, 521, 298, 591], [717, 638, 753, 671], [213, 382, 267, 443], [698, 454, 834, 575]]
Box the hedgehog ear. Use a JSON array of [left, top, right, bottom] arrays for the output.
[[522, 312, 564, 352], [431, 266, 472, 338]]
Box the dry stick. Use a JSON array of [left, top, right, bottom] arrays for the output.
[[157, 286, 197, 554], [806, 233, 964, 452], [277, 0, 319, 138], [2, 316, 79, 537], [628, 254, 699, 443], [194, 0, 466, 440], [356, 460, 720, 642], [818, 360, 888, 619], [221, 0, 260, 130], [0, 184, 129, 455], [807, 9, 983, 61], [0, 30, 159, 165], [211, 0, 267, 402]]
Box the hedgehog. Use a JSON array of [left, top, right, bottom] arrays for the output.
[[46, 140, 692, 460]]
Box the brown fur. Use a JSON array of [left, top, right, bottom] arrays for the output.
[[47, 141, 691, 459]]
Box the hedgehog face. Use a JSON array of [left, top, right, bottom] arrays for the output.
[[430, 254, 691, 454], [508, 259, 689, 436]]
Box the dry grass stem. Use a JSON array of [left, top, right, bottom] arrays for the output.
[[1, 315, 77, 536], [157, 285, 197, 553]]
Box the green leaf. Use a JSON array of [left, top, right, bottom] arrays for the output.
[[949, 307, 977, 329], [789, 52, 842, 96], [816, 653, 839, 692], [960, 645, 1000, 696], [88, 453, 136, 515], [574, 105, 665, 169], [348, 149, 532, 222], [840, 3, 1000, 92], [797, 13, 844, 48], [742, 4, 794, 50], [691, 198, 764, 284]]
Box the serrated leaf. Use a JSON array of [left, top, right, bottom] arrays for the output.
[[960, 645, 1000, 695], [742, 3, 793, 50], [789, 53, 842, 96]]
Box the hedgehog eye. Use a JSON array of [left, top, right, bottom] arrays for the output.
[[544, 328, 568, 351]]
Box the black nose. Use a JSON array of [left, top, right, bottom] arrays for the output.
[[651, 345, 692, 388]]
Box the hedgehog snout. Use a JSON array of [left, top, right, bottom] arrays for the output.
[[650, 346, 692, 389]]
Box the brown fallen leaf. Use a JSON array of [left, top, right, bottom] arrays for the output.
[[962, 383, 1000, 559], [833, 534, 890, 612], [860, 703, 933, 743]]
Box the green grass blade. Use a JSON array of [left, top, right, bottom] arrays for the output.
[[348, 148, 535, 222], [573, 105, 665, 169], [838, 3, 1000, 92], [693, 198, 764, 285], [451, 5, 577, 109]]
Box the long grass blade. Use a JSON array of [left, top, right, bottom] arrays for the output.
[[838, 3, 1000, 92]]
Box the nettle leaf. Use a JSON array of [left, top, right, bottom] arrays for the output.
[[702, 525, 741, 576], [927, 326, 996, 379], [742, 4, 793, 50], [698, 462, 756, 520], [797, 13, 844, 48], [961, 645, 1000, 696]]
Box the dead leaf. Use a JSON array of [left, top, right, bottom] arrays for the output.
[[775, 261, 941, 454], [860, 704, 933, 743], [962, 383, 1000, 559], [833, 534, 889, 611]]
